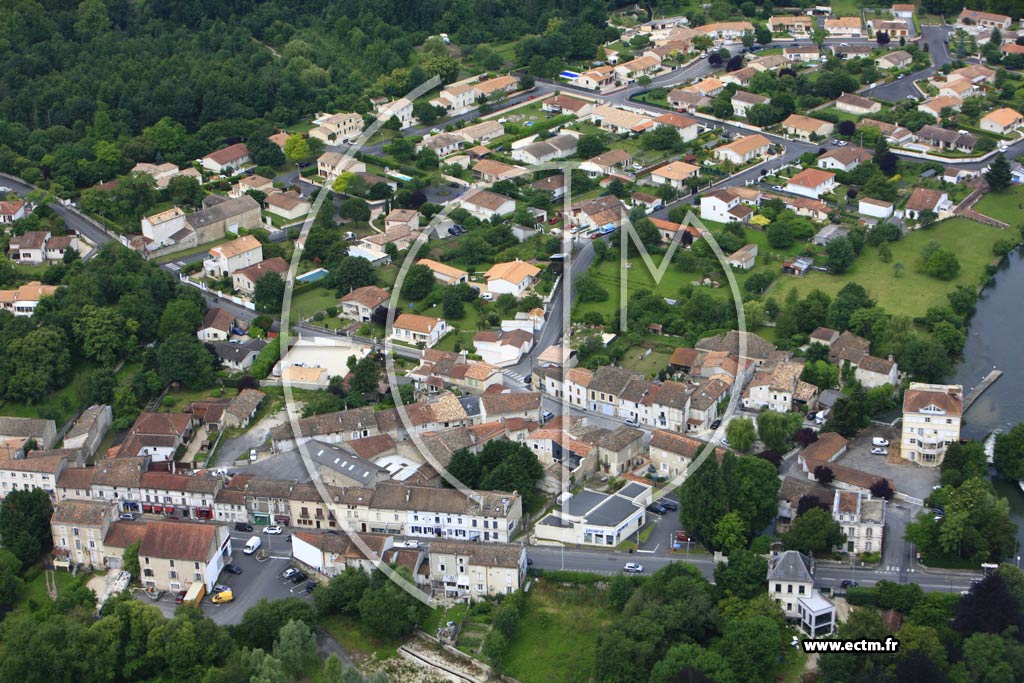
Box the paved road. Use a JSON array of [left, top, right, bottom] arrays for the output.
[[525, 544, 978, 593], [862, 25, 954, 101], [0, 174, 115, 253]]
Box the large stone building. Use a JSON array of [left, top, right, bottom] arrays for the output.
[[900, 383, 962, 467]]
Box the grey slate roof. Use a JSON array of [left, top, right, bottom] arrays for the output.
[[767, 550, 814, 582]]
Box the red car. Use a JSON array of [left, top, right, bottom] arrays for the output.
[[174, 590, 187, 604]]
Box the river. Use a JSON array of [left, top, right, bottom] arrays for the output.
[[952, 248, 1024, 557]]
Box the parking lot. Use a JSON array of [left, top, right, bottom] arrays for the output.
[[140, 534, 313, 625], [834, 424, 939, 502]]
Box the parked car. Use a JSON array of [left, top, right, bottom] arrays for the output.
[[234, 522, 253, 533], [290, 571, 309, 584], [660, 499, 678, 512], [119, 513, 136, 521], [542, 410, 554, 422], [897, 74, 906, 79], [872, 438, 890, 447], [480, 292, 493, 301], [624, 418, 639, 427], [710, 419, 722, 429], [448, 226, 459, 236], [283, 568, 301, 580], [840, 580, 858, 589], [870, 447, 888, 456], [264, 525, 283, 535], [647, 503, 667, 515], [304, 581, 317, 594], [213, 584, 230, 594], [211, 590, 234, 604], [249, 449, 258, 462], [771, 184, 783, 191], [675, 531, 692, 543], [623, 562, 644, 574], [174, 590, 187, 604], [224, 564, 243, 575]]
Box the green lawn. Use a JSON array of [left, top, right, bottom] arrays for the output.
[[973, 184, 1024, 227], [504, 581, 614, 683], [12, 568, 79, 617], [773, 218, 1007, 318], [620, 347, 673, 378], [0, 361, 97, 426], [288, 286, 339, 322], [575, 225, 807, 323]]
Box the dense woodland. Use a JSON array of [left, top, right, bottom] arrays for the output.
[[0, 0, 609, 191]]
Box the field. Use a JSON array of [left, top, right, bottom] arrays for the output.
[[774, 218, 1007, 317], [574, 224, 807, 325], [973, 184, 1024, 228], [620, 347, 673, 378], [504, 581, 614, 683], [287, 285, 339, 322], [320, 614, 402, 660]]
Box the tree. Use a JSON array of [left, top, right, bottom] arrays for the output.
[[650, 643, 735, 683], [401, 264, 435, 301], [877, 31, 890, 45], [233, 599, 318, 651], [713, 511, 748, 555], [679, 456, 732, 551], [0, 549, 23, 607], [714, 550, 768, 600], [783, 507, 846, 554], [253, 273, 285, 314], [159, 298, 203, 341], [6, 326, 72, 403], [273, 619, 318, 679], [993, 423, 1024, 480], [756, 411, 802, 452], [837, 119, 856, 136], [825, 236, 855, 274], [123, 540, 141, 582], [441, 288, 464, 319], [921, 246, 960, 280], [338, 197, 370, 222], [313, 567, 371, 617], [348, 355, 380, 397], [986, 153, 1013, 191], [716, 616, 785, 683], [870, 479, 894, 500], [358, 568, 429, 639], [73, 305, 128, 366], [329, 256, 377, 296], [0, 488, 55, 568], [157, 333, 215, 389], [754, 23, 771, 45], [814, 466, 835, 485], [725, 418, 756, 451], [283, 134, 311, 163]]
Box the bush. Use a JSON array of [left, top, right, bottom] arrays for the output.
[[532, 569, 605, 585]]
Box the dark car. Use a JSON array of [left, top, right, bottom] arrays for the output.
[[448, 226, 459, 236], [234, 522, 253, 532], [840, 580, 859, 589], [174, 590, 187, 604], [304, 581, 317, 593], [290, 571, 309, 584], [647, 503, 667, 515], [659, 499, 678, 512], [710, 419, 722, 429], [223, 564, 243, 575]]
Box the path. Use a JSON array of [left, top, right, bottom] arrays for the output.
[[316, 628, 356, 669]]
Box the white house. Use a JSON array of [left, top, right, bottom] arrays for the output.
[[785, 168, 836, 199], [833, 491, 886, 554], [460, 189, 516, 221], [204, 234, 263, 278], [731, 91, 770, 118], [858, 197, 894, 219], [391, 314, 449, 348], [980, 107, 1024, 135], [712, 134, 771, 165], [485, 260, 541, 298], [201, 143, 251, 174], [141, 207, 187, 250], [901, 383, 962, 467], [473, 329, 534, 367], [649, 161, 701, 189]]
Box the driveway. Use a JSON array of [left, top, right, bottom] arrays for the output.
[[214, 407, 293, 467]]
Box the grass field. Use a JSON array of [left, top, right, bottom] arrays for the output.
[[620, 347, 673, 378], [773, 218, 1006, 317], [973, 184, 1024, 227], [574, 225, 807, 324], [288, 286, 339, 322], [504, 581, 613, 683], [11, 568, 79, 617]]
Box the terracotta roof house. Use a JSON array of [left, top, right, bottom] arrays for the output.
[[391, 313, 449, 348], [904, 187, 951, 220], [232, 257, 288, 295], [783, 114, 835, 141], [339, 285, 389, 322]]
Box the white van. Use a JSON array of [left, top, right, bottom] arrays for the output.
[[872, 437, 890, 447], [243, 536, 262, 555]]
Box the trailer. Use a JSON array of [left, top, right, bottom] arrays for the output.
[[184, 581, 206, 606]]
